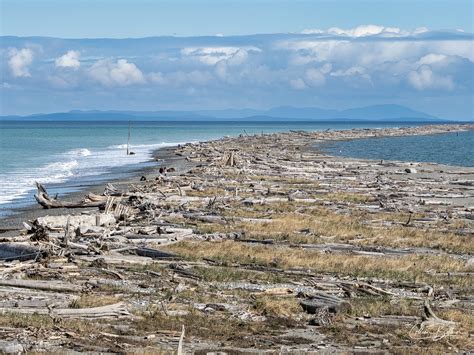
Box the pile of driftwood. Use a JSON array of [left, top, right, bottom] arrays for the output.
[[0, 124, 472, 353]]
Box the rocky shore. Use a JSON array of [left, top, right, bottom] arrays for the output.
[[0, 124, 473, 353]]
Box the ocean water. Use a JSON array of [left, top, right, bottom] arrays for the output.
[[0, 120, 466, 216], [324, 130, 474, 167]]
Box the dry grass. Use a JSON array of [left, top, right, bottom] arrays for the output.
[[0, 313, 105, 335], [133, 308, 284, 347], [208, 206, 473, 253], [192, 265, 287, 283], [165, 240, 470, 286], [0, 313, 54, 329], [253, 296, 302, 319], [437, 308, 474, 348], [70, 294, 122, 309], [349, 297, 419, 317]]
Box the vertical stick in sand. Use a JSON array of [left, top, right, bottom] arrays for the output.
[[127, 120, 131, 155]]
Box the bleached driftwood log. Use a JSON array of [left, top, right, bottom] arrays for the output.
[[34, 182, 105, 209], [0, 279, 82, 293], [35, 214, 116, 229], [0, 302, 130, 319]]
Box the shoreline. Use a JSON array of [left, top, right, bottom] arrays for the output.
[[0, 123, 473, 353], [0, 146, 196, 230], [1, 123, 472, 231]]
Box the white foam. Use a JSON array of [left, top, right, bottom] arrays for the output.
[[0, 141, 190, 206], [71, 148, 92, 157]]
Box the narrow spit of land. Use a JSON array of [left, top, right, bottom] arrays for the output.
[[0, 124, 473, 353]]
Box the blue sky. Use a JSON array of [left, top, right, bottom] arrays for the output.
[[2, 0, 473, 38], [0, 1, 473, 119]]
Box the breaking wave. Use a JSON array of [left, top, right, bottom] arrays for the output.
[[0, 142, 185, 206]]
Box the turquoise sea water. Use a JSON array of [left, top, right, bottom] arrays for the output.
[[0, 120, 470, 216]]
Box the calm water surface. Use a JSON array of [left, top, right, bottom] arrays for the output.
[[324, 130, 473, 167]]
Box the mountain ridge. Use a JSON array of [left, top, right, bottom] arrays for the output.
[[1, 104, 445, 121]]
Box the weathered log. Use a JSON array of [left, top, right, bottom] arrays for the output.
[[177, 325, 185, 355], [0, 302, 130, 319], [0, 341, 24, 354], [183, 213, 228, 225], [0, 279, 82, 293], [0, 243, 41, 262], [34, 182, 105, 209], [299, 292, 351, 314], [134, 247, 179, 259], [35, 214, 116, 229]]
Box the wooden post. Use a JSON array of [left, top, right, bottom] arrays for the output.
[[127, 121, 131, 155]]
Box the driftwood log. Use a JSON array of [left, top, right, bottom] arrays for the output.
[[300, 291, 352, 314], [0, 302, 130, 319], [34, 182, 105, 209], [0, 279, 82, 293]]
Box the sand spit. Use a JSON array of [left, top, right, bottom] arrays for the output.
[[0, 124, 473, 353]]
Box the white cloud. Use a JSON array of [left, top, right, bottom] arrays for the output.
[[301, 25, 416, 37], [408, 65, 454, 91], [301, 25, 431, 38], [413, 27, 429, 34], [328, 25, 403, 37], [181, 46, 260, 65], [88, 59, 145, 87], [300, 29, 325, 35], [3, 27, 471, 110], [278, 36, 474, 71], [8, 48, 33, 77], [55, 50, 81, 69], [417, 53, 448, 66], [331, 66, 366, 77]]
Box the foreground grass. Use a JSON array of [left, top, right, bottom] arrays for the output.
[[212, 202, 473, 253], [165, 240, 471, 287]]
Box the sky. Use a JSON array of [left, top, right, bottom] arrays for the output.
[[0, 0, 473, 119], [1, 0, 473, 38]]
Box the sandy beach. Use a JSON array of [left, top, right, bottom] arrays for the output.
[[0, 124, 473, 353]]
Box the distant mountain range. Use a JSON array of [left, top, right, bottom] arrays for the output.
[[1, 104, 445, 122]]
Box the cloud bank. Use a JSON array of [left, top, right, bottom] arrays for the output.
[[1, 25, 473, 118]]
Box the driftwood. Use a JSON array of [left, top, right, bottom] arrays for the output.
[[299, 291, 352, 314], [0, 279, 82, 293], [134, 247, 179, 259], [34, 182, 105, 209], [0, 124, 471, 352], [0, 341, 24, 354], [183, 213, 228, 225], [409, 300, 457, 341], [221, 151, 238, 167], [0, 243, 41, 262], [0, 302, 130, 319], [35, 214, 116, 229], [177, 325, 185, 355]]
